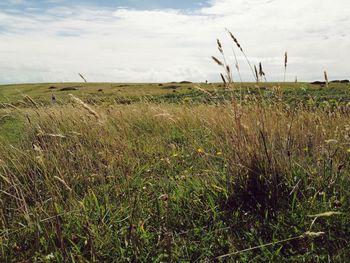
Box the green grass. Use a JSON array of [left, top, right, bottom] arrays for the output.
[[0, 113, 25, 144], [0, 82, 349, 107], [0, 83, 350, 262]]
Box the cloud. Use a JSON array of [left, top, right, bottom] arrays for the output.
[[0, 0, 349, 84]]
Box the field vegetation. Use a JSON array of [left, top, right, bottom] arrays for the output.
[[0, 79, 350, 262]]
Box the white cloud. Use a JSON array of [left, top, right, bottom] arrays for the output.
[[0, 0, 349, 84]]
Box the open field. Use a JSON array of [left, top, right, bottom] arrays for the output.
[[0, 83, 350, 106], [1, 82, 350, 262]]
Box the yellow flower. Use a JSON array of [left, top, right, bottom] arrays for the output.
[[197, 148, 204, 153], [216, 151, 222, 156], [139, 221, 145, 232]]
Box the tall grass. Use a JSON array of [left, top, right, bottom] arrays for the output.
[[1, 99, 350, 261]]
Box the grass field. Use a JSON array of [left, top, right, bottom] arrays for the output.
[[1, 81, 350, 106], [1, 82, 350, 262]]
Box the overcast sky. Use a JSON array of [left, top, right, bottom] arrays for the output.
[[0, 0, 349, 84]]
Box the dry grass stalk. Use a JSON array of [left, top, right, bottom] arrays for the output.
[[324, 70, 329, 87], [284, 52, 288, 68], [212, 56, 224, 67], [78, 73, 87, 83], [303, 231, 325, 238], [69, 94, 100, 119], [220, 73, 227, 85], [24, 95, 39, 109], [307, 211, 341, 218], [226, 29, 256, 82], [37, 133, 66, 139], [193, 86, 213, 97], [226, 65, 233, 83], [213, 39, 233, 85], [217, 39, 223, 54], [254, 65, 259, 83], [231, 47, 243, 83], [54, 176, 72, 192], [226, 29, 243, 52], [1, 103, 19, 110], [284, 52, 288, 82]]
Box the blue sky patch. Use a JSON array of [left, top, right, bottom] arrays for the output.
[[1, 0, 209, 11]]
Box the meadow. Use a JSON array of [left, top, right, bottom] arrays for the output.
[[0, 81, 350, 262]]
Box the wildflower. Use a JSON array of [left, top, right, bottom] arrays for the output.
[[197, 148, 204, 153], [216, 151, 222, 156]]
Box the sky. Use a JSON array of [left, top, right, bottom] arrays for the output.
[[0, 0, 349, 84]]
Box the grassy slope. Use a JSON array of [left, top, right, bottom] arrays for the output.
[[0, 83, 350, 262]]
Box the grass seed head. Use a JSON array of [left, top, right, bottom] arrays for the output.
[[217, 39, 223, 53], [226, 28, 243, 52], [78, 73, 87, 83], [284, 52, 288, 68], [212, 56, 224, 66], [69, 94, 100, 120], [220, 73, 227, 84], [259, 62, 265, 77]]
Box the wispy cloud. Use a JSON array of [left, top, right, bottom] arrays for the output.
[[0, 0, 349, 84]]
